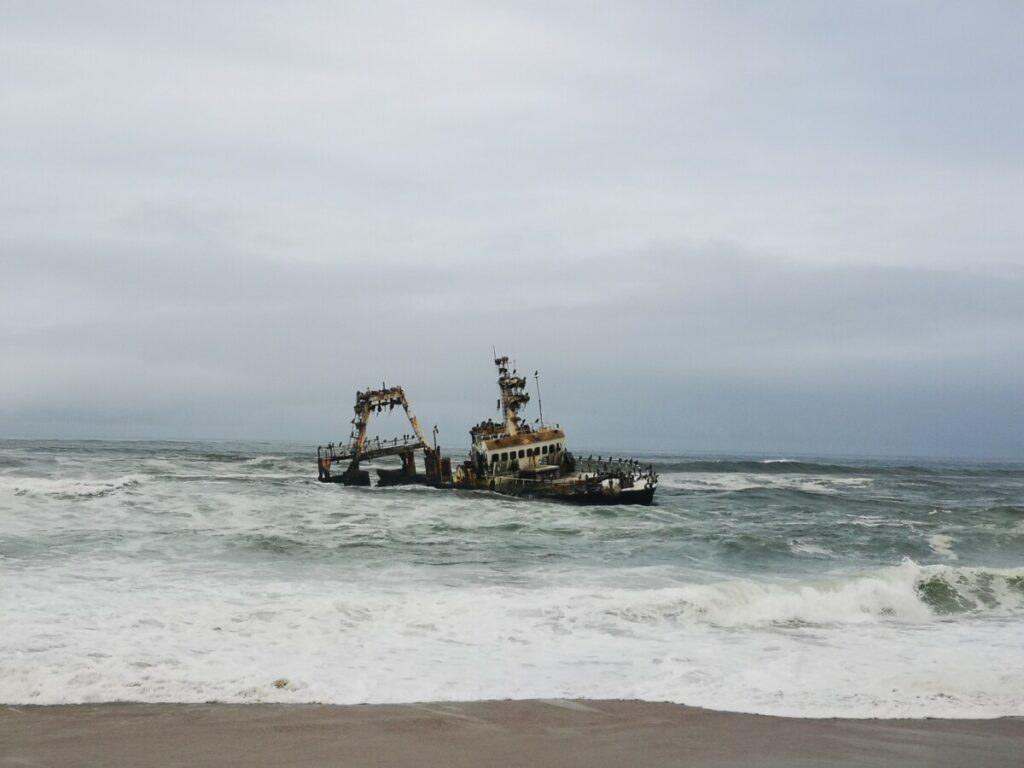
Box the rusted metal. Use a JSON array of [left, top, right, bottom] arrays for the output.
[[316, 356, 657, 505], [453, 355, 657, 504], [482, 428, 564, 450], [317, 384, 448, 487]]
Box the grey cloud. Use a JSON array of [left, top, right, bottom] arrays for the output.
[[1, 3, 1022, 457]]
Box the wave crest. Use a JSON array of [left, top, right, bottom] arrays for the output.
[[603, 562, 1024, 628], [0, 475, 144, 499], [653, 459, 864, 475]]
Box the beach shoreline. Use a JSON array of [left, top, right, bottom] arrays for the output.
[[2, 699, 1021, 768]]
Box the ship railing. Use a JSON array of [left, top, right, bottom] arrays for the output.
[[575, 455, 658, 484], [318, 436, 426, 462]]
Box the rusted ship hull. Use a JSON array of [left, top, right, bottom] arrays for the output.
[[452, 461, 657, 505], [501, 483, 655, 506], [316, 355, 657, 506]]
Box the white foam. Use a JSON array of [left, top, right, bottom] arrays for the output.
[[0, 474, 144, 499], [789, 541, 834, 557], [1, 445, 1020, 719], [659, 472, 872, 495], [928, 533, 959, 560], [2, 560, 1022, 718]]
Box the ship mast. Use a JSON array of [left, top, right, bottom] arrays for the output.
[[494, 355, 530, 436]]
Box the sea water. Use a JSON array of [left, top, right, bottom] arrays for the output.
[[1, 440, 1022, 718]]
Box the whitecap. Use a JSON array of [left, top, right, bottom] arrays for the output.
[[0, 474, 144, 499], [928, 533, 959, 560]]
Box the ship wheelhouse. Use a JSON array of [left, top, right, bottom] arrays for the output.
[[471, 427, 566, 477], [453, 353, 656, 504]]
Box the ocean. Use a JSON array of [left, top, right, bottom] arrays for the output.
[[1, 440, 1022, 718]]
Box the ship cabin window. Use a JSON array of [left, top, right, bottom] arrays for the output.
[[542, 445, 548, 454], [518, 449, 525, 458], [501, 452, 508, 461], [491, 454, 498, 463]]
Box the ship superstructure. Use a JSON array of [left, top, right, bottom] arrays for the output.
[[316, 384, 449, 487], [453, 356, 657, 504], [317, 355, 657, 505], [459, 356, 568, 481]]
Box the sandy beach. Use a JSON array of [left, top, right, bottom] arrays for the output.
[[2, 700, 1021, 768]]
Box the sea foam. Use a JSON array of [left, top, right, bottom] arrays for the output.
[[2, 559, 1022, 717], [2, 440, 1023, 719]]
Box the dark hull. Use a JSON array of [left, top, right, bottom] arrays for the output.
[[515, 484, 656, 506], [320, 458, 656, 504], [550, 485, 655, 505], [376, 468, 437, 487], [320, 473, 656, 505], [319, 469, 370, 486]]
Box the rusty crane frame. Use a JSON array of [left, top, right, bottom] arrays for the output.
[[317, 385, 450, 486]]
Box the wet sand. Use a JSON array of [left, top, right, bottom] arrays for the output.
[[2, 700, 1021, 768]]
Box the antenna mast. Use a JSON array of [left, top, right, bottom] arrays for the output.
[[534, 370, 544, 427]]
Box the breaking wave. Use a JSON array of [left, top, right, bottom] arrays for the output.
[[3, 440, 1023, 718], [650, 458, 1024, 477], [4, 560, 1022, 715], [914, 566, 1024, 615], [652, 459, 867, 475], [658, 472, 872, 495], [602, 562, 1024, 628], [0, 475, 144, 499]]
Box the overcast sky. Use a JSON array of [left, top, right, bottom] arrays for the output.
[[2, 2, 1022, 458]]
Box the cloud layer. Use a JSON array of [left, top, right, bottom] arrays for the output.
[[2, 2, 1022, 457]]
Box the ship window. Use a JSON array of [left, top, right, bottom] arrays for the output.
[[491, 454, 498, 463], [501, 452, 508, 461], [518, 449, 525, 458], [542, 445, 548, 454]]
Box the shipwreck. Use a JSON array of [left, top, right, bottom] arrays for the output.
[[317, 355, 657, 505]]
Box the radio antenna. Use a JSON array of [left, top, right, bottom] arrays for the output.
[[534, 370, 544, 427]]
